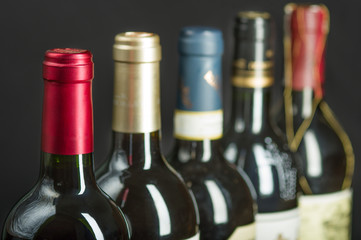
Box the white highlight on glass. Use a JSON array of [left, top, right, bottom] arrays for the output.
[[11, 179, 58, 239], [204, 180, 228, 224], [235, 119, 245, 133], [144, 132, 152, 170], [202, 139, 211, 162], [304, 130, 322, 177], [81, 213, 105, 240], [146, 184, 171, 236], [78, 155, 86, 195], [185, 232, 200, 240], [224, 143, 237, 163], [97, 150, 126, 200], [252, 88, 263, 134], [302, 87, 313, 118], [253, 144, 274, 196]]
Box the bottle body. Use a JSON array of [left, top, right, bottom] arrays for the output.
[[222, 12, 300, 240], [4, 154, 129, 240], [97, 132, 199, 240], [276, 4, 354, 239], [96, 32, 199, 239], [223, 88, 299, 240], [169, 140, 256, 240], [168, 27, 256, 240], [3, 49, 130, 240], [292, 99, 353, 239]]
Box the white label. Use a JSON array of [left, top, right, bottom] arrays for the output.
[[299, 189, 352, 240], [256, 208, 299, 240], [174, 110, 223, 140], [184, 232, 200, 240], [228, 222, 256, 240]]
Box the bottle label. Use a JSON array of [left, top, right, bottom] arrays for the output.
[[174, 110, 223, 140], [255, 208, 299, 240], [228, 222, 256, 240], [184, 232, 200, 240], [299, 189, 352, 240]]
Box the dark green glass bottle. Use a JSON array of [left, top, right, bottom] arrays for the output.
[[2, 49, 130, 240], [274, 4, 354, 239], [222, 12, 300, 240], [167, 26, 256, 240], [96, 32, 200, 240]]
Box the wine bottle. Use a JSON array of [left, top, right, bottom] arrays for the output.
[[277, 4, 354, 239], [96, 32, 200, 240], [2, 48, 130, 240], [222, 12, 300, 240], [167, 27, 256, 240]]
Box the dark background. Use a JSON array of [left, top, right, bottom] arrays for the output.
[[0, 0, 359, 238]]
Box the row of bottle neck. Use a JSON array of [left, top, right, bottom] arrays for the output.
[[39, 86, 320, 168]]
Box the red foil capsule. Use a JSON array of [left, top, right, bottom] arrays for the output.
[[286, 4, 329, 98], [41, 48, 94, 155]]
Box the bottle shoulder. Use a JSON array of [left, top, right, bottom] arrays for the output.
[[168, 145, 255, 201], [223, 131, 298, 211], [168, 144, 256, 235], [295, 107, 351, 194], [169, 151, 243, 180], [95, 151, 199, 240], [280, 102, 347, 151], [4, 178, 129, 240], [223, 128, 293, 160], [224, 123, 287, 144], [306, 108, 345, 147], [96, 149, 196, 206], [97, 149, 186, 183]]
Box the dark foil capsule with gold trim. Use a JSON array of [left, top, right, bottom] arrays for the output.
[[95, 32, 200, 240], [167, 26, 256, 240], [222, 12, 300, 240]]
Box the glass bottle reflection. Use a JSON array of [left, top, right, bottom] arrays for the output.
[[96, 32, 199, 240], [168, 27, 256, 240], [273, 4, 354, 240], [4, 153, 130, 240], [97, 132, 199, 239], [222, 12, 300, 240], [3, 49, 130, 240]]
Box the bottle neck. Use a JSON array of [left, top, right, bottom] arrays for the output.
[[285, 5, 328, 99], [112, 61, 161, 133], [174, 31, 224, 163], [229, 86, 273, 134], [111, 58, 163, 169], [40, 152, 96, 194], [41, 80, 93, 155], [112, 130, 163, 169], [230, 23, 274, 135], [290, 87, 321, 120]]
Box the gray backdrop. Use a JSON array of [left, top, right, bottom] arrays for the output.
[[0, 0, 360, 238]]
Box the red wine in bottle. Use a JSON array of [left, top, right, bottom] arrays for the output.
[[167, 27, 256, 240], [96, 32, 200, 240], [2, 48, 130, 240], [222, 12, 300, 240], [274, 4, 354, 240]]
